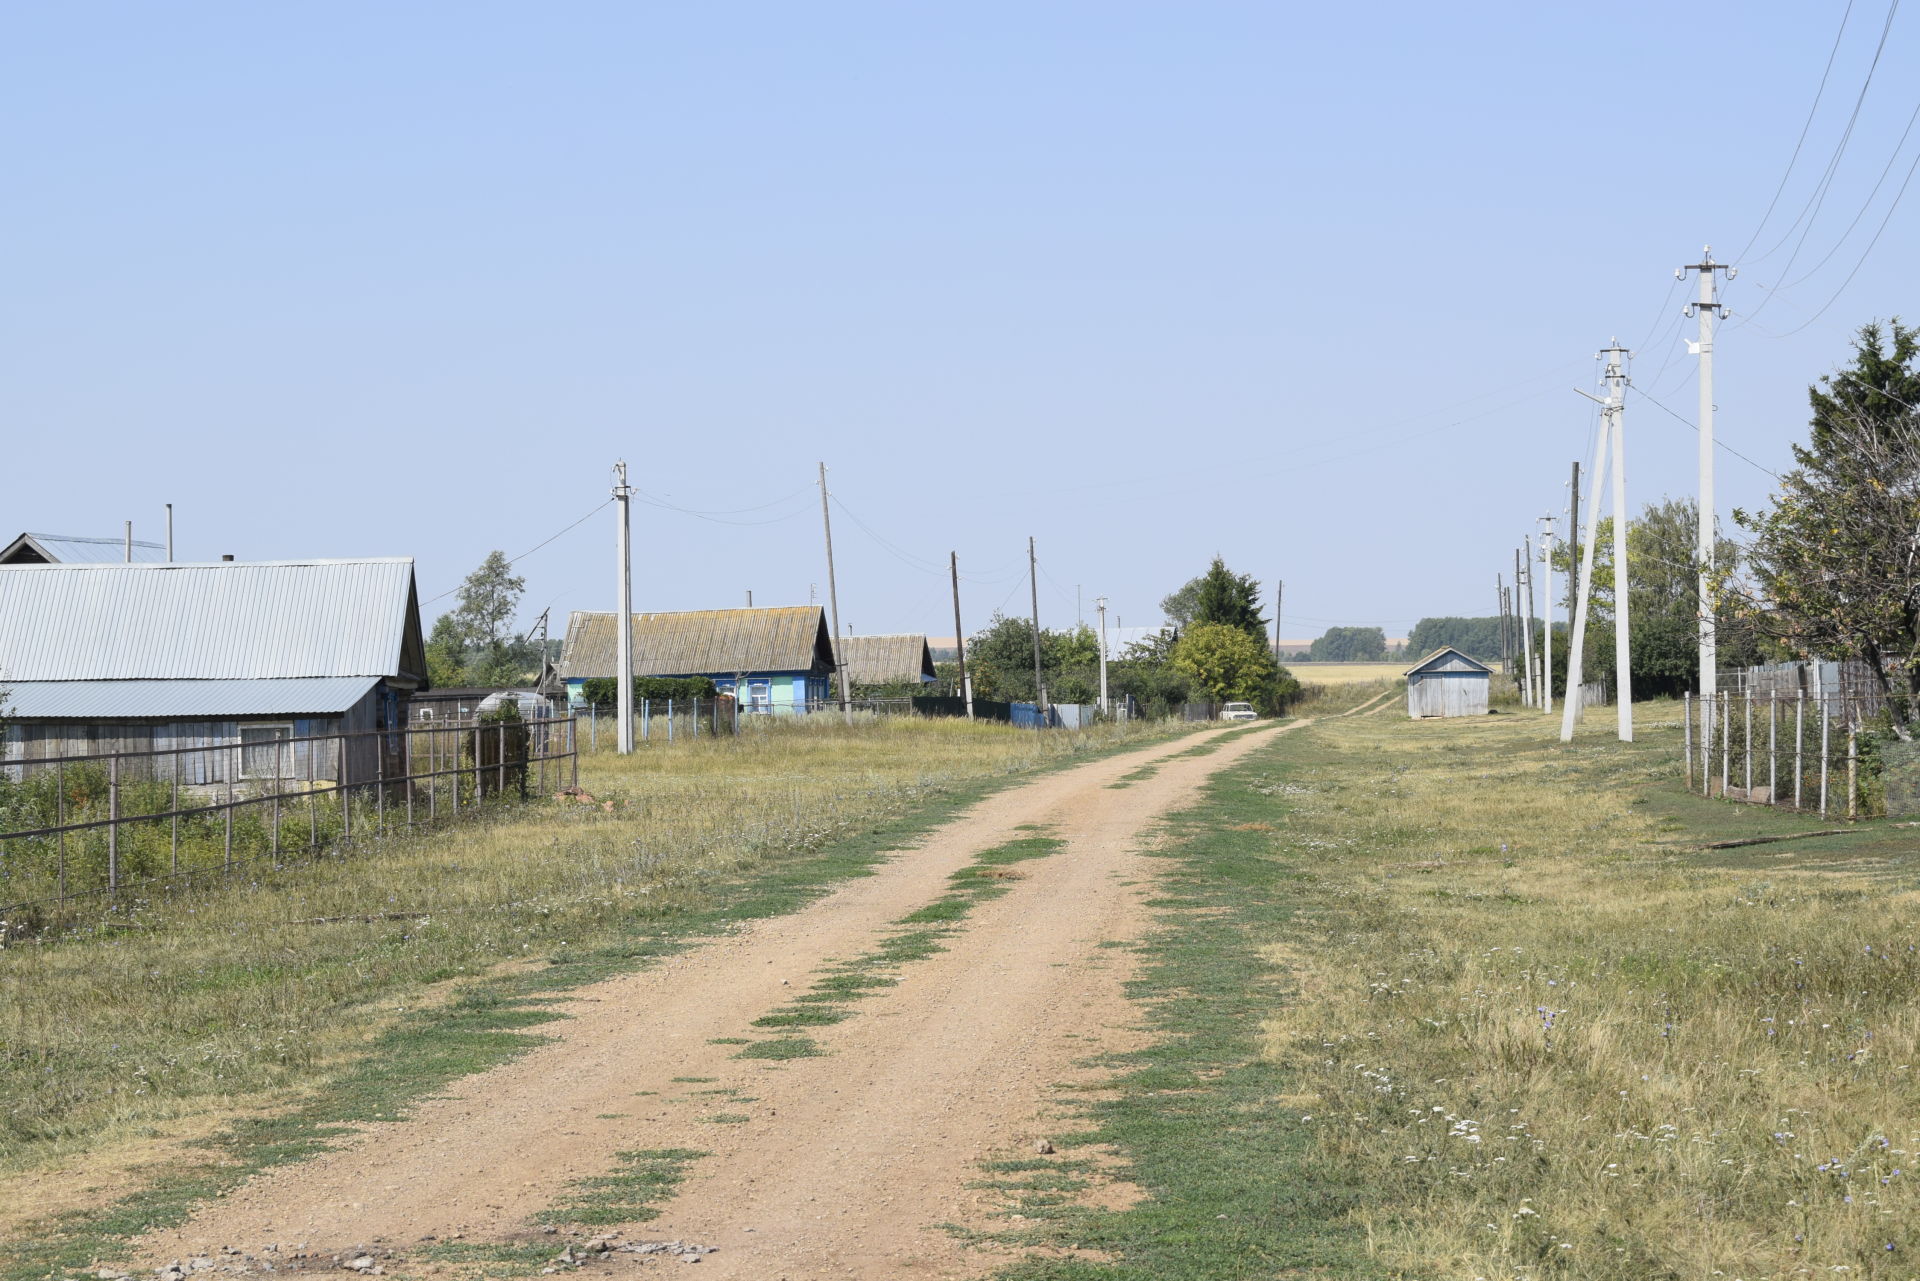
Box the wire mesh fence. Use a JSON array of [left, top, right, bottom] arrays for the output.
[[1681, 689, 1893, 819], [0, 717, 577, 928]]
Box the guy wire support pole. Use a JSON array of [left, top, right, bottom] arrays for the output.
[[950, 551, 973, 720], [1559, 396, 1610, 742], [1518, 543, 1536, 708], [1605, 339, 1634, 741], [819, 462, 852, 724], [613, 461, 635, 754], [1028, 536, 1047, 712], [1679, 248, 1735, 715]]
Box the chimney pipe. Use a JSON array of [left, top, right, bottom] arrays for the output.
[[221, 554, 234, 562]]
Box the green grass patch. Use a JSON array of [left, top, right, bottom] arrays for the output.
[[540, 1147, 706, 1227], [732, 1037, 822, 1061]]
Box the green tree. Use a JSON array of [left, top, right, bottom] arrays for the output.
[[1737, 320, 1920, 720], [1407, 617, 1503, 662], [1171, 622, 1282, 705], [425, 551, 537, 687], [1190, 557, 1269, 646], [1307, 627, 1387, 662]]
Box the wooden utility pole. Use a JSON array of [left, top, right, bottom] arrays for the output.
[[818, 462, 851, 723], [950, 551, 972, 719], [1028, 536, 1046, 710]]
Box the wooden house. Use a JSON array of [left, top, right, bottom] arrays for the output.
[[0, 558, 428, 781], [1404, 646, 1493, 718], [558, 606, 836, 713], [837, 635, 936, 691]]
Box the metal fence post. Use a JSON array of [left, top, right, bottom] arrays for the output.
[[340, 733, 352, 844], [1684, 692, 1693, 791], [107, 754, 120, 897], [643, 698, 650, 742], [1744, 689, 1753, 798], [590, 701, 597, 750], [406, 726, 416, 829], [668, 698, 674, 744], [1820, 698, 1831, 818], [272, 739, 283, 861], [225, 747, 236, 872], [1795, 691, 1805, 809], [1848, 725, 1859, 821], [1768, 691, 1778, 805], [308, 735, 319, 852], [56, 759, 67, 901], [170, 759, 180, 874], [377, 743, 387, 835], [570, 717, 579, 789], [472, 724, 482, 805]]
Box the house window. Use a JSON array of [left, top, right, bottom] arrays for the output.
[[240, 724, 294, 779], [747, 680, 772, 711]]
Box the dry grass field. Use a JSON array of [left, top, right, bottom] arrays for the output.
[[1251, 706, 1920, 1277], [1289, 662, 1408, 685]]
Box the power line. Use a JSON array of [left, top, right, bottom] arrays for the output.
[[1768, 147, 1920, 336], [633, 484, 814, 526], [1734, 0, 1860, 261], [1626, 381, 1784, 479], [1742, 0, 1902, 318], [422, 500, 612, 606]]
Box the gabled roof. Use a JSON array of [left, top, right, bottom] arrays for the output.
[[0, 559, 428, 686], [2, 531, 168, 565], [558, 607, 834, 679], [1403, 645, 1494, 677], [837, 634, 936, 685]]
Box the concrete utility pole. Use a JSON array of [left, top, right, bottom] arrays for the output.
[[818, 462, 851, 723], [950, 551, 973, 720], [613, 461, 635, 754], [1560, 402, 1611, 742], [1096, 595, 1110, 713], [1538, 515, 1556, 715], [1567, 462, 1579, 606], [1517, 546, 1535, 707], [1679, 249, 1735, 709], [1605, 340, 1634, 742], [1028, 537, 1046, 710]]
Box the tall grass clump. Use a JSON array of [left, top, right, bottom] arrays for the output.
[[1253, 707, 1920, 1278]]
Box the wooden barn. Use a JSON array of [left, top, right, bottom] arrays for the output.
[[837, 634, 936, 691], [0, 558, 428, 781], [558, 606, 836, 713], [1404, 646, 1492, 718]]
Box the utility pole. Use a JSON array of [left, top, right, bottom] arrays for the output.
[[950, 551, 973, 719], [1605, 340, 1634, 741], [1679, 248, 1735, 709], [1517, 546, 1535, 707], [1497, 575, 1510, 675], [1096, 596, 1110, 712], [1028, 536, 1046, 710], [1560, 389, 1611, 742], [1273, 580, 1284, 657], [613, 461, 635, 754], [1567, 462, 1579, 606], [1538, 515, 1556, 715], [818, 462, 851, 723]]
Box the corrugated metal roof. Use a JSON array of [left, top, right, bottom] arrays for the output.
[[837, 634, 936, 685], [1, 532, 169, 565], [559, 607, 833, 679], [1, 676, 381, 719], [0, 559, 422, 681], [1403, 646, 1492, 676]]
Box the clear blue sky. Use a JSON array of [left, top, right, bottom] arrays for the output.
[[5, 3, 1915, 644]]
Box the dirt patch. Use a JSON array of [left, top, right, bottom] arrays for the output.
[[128, 723, 1299, 1279]]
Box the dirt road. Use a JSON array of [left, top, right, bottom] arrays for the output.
[[133, 720, 1294, 1279]]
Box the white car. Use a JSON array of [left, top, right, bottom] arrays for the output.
[[1221, 702, 1258, 721]]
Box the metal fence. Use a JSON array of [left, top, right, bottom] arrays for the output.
[[1682, 689, 1883, 818], [0, 717, 577, 923]]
